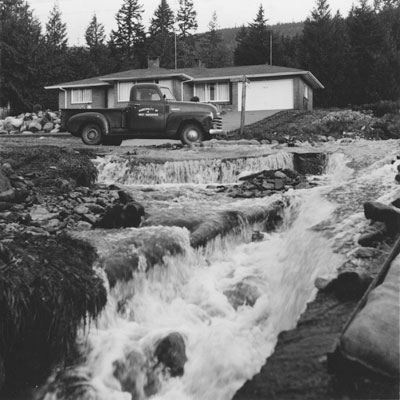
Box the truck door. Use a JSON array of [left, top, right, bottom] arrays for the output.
[[128, 87, 166, 134]]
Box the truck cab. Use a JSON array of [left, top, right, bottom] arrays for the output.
[[61, 83, 224, 146]]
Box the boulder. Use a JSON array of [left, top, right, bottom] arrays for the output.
[[364, 201, 400, 233], [42, 122, 54, 133], [358, 222, 387, 247], [27, 120, 42, 133], [94, 201, 144, 229], [154, 332, 187, 377]]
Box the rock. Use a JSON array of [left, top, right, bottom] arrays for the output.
[[364, 201, 400, 233], [0, 130, 8, 135], [74, 205, 89, 215], [0, 169, 11, 193], [224, 281, 262, 309], [42, 122, 54, 133], [30, 205, 58, 222], [82, 213, 97, 225], [50, 128, 60, 134], [0, 188, 16, 202], [395, 174, 400, 183], [27, 120, 42, 133], [358, 222, 387, 247], [86, 203, 105, 214], [154, 332, 187, 377], [75, 221, 92, 231], [274, 179, 284, 190], [113, 350, 152, 399], [102, 251, 140, 288], [94, 202, 144, 229], [251, 230, 265, 242], [274, 170, 287, 179], [118, 190, 135, 204]]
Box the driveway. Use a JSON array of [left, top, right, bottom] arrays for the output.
[[222, 110, 281, 132]]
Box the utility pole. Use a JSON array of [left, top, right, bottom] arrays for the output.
[[270, 30, 273, 65], [240, 75, 248, 136], [174, 31, 177, 69]]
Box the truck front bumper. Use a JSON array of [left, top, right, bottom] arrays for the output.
[[209, 128, 226, 136]]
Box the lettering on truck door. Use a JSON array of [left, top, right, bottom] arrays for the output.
[[129, 87, 166, 134]]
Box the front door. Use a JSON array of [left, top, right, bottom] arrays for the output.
[[128, 87, 166, 134]]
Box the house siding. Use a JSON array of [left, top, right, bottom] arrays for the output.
[[294, 77, 313, 111]]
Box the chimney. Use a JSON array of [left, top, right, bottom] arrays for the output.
[[148, 57, 160, 69]]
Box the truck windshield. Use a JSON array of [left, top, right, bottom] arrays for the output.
[[160, 87, 176, 101]]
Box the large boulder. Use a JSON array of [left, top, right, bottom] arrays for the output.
[[94, 201, 144, 229], [154, 332, 187, 377], [364, 201, 400, 233]]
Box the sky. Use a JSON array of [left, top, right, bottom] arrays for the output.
[[28, 0, 357, 46]]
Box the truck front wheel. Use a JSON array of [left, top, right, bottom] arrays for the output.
[[81, 124, 102, 145], [180, 124, 204, 145]]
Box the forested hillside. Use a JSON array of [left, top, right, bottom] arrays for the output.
[[0, 0, 398, 112]]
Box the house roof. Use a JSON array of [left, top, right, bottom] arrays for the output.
[[45, 64, 324, 90]]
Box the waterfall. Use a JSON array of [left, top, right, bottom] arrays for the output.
[[95, 152, 294, 185]]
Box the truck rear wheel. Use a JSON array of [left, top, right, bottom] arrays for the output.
[[180, 124, 204, 145], [81, 124, 102, 145]]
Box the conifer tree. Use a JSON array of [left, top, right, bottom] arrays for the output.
[[176, 0, 198, 67], [148, 0, 175, 68], [45, 2, 68, 52], [109, 0, 146, 69], [200, 12, 231, 67], [0, 0, 43, 112], [234, 5, 271, 65], [85, 13, 105, 50]]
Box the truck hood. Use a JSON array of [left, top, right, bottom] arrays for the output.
[[167, 101, 219, 116]]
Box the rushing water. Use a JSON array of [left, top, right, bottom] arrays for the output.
[[41, 143, 400, 400]]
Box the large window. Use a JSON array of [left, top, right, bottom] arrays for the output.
[[71, 88, 92, 104], [118, 82, 136, 102], [194, 82, 230, 102]]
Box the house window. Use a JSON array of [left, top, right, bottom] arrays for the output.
[[194, 82, 229, 102], [71, 89, 92, 104], [304, 85, 309, 100], [118, 82, 136, 102]]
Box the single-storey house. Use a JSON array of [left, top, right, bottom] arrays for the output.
[[45, 62, 323, 112]]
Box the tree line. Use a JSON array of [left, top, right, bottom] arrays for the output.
[[0, 0, 399, 113]]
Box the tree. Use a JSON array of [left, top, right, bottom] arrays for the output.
[[300, 0, 352, 106], [0, 0, 44, 113], [85, 13, 105, 50], [45, 2, 68, 52], [109, 0, 146, 69], [200, 12, 231, 67], [176, 0, 198, 67], [346, 0, 400, 104], [148, 0, 175, 68], [234, 5, 272, 65]]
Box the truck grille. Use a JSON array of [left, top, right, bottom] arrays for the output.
[[212, 116, 223, 129]]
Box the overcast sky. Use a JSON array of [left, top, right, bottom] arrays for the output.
[[29, 0, 357, 46]]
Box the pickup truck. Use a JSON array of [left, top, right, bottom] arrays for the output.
[[61, 83, 224, 146]]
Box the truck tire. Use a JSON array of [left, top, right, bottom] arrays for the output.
[[81, 123, 102, 145], [180, 124, 204, 145]]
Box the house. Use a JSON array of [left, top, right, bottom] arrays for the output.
[[45, 62, 323, 112]]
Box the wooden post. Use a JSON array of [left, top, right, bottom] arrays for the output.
[[240, 75, 247, 136]]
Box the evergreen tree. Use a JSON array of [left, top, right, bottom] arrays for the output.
[[85, 13, 105, 50], [346, 0, 387, 103], [300, 0, 352, 106], [200, 12, 231, 67], [45, 2, 68, 51], [148, 0, 175, 68], [0, 0, 44, 113], [109, 0, 146, 69], [234, 5, 272, 65], [176, 0, 198, 67]]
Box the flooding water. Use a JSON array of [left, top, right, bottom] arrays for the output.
[[41, 142, 400, 400]]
